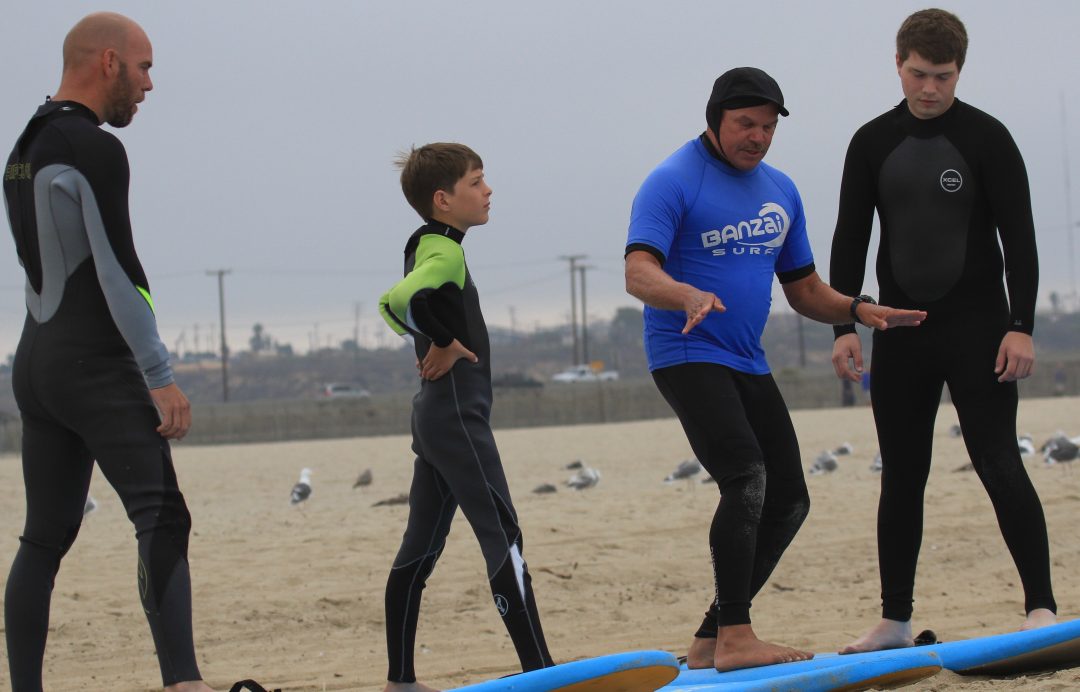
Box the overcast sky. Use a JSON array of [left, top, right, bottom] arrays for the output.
[[3, 1, 1079, 357]]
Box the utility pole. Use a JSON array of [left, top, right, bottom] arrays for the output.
[[353, 302, 362, 347], [578, 264, 595, 364], [353, 301, 363, 361], [559, 254, 586, 363], [206, 269, 231, 402], [1062, 93, 1078, 311]]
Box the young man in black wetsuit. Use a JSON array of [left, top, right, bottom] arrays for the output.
[[378, 143, 553, 692], [2, 13, 265, 692], [829, 8, 1057, 653]]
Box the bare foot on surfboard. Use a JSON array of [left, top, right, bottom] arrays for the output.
[[713, 624, 813, 671], [1021, 608, 1057, 631], [384, 682, 440, 692], [840, 618, 913, 654], [686, 636, 715, 669]]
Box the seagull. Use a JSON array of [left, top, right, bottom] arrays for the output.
[[83, 495, 98, 516], [809, 451, 839, 475], [532, 483, 558, 494], [565, 459, 584, 470], [664, 458, 702, 483], [832, 442, 854, 456], [869, 452, 882, 473], [352, 468, 373, 489], [290, 468, 313, 505], [1044, 436, 1079, 469], [1018, 435, 1035, 456], [372, 492, 409, 507], [566, 467, 600, 490], [1041, 432, 1080, 454]]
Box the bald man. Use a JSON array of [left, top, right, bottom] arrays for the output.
[[3, 13, 219, 692]]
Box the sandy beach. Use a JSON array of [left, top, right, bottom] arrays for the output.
[[0, 396, 1078, 691]]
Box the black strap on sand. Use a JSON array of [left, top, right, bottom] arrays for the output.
[[229, 680, 280, 692]]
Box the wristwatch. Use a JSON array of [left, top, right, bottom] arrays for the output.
[[850, 294, 877, 324]]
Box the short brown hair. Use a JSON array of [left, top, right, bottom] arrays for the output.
[[396, 143, 483, 220], [897, 9, 968, 71]]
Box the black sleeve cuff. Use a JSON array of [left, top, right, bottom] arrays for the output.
[[833, 323, 857, 339], [777, 262, 815, 285], [1008, 318, 1034, 336], [625, 243, 666, 267]]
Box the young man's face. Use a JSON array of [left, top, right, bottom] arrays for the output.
[[714, 103, 780, 172], [435, 167, 491, 230], [897, 50, 959, 120]]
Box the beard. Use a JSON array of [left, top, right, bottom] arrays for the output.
[[104, 62, 139, 128]]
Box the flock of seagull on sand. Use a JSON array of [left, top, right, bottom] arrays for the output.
[[72, 425, 1080, 516]]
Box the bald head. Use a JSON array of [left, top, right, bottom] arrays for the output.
[[54, 12, 154, 127], [62, 12, 147, 73]]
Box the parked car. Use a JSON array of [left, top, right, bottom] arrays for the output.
[[321, 382, 371, 398], [551, 364, 619, 383]]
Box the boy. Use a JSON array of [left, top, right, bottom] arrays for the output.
[[378, 143, 554, 691]]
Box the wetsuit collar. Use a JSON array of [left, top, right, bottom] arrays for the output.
[[420, 221, 465, 244], [403, 221, 466, 261], [896, 97, 962, 135], [34, 98, 99, 124]]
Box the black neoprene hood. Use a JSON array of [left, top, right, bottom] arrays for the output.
[[706, 66, 789, 130]]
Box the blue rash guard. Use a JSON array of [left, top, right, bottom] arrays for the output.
[[626, 137, 815, 374]]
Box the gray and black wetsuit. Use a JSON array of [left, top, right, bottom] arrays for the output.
[[829, 98, 1055, 622], [3, 99, 199, 689], [378, 222, 552, 683]]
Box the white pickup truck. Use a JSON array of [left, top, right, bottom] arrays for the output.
[[551, 364, 619, 383]]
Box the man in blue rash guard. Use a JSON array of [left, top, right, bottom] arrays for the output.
[[3, 13, 222, 692], [624, 67, 926, 672], [829, 9, 1057, 654]]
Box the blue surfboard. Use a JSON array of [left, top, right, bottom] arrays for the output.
[[664, 617, 1080, 691], [670, 651, 941, 691], [449, 650, 680, 692], [662, 649, 941, 691], [920, 617, 1080, 675]]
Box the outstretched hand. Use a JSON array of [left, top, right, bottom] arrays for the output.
[[420, 339, 478, 380], [150, 382, 191, 440], [995, 332, 1035, 382], [856, 304, 926, 330], [682, 287, 725, 334]]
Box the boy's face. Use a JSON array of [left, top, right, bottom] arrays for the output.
[[897, 50, 959, 120], [433, 167, 491, 230]]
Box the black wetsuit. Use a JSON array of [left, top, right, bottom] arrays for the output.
[[378, 222, 553, 683], [830, 99, 1055, 622], [3, 100, 199, 689]]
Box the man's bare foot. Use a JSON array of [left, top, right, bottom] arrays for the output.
[[166, 682, 216, 692], [840, 618, 913, 654], [713, 624, 813, 672], [384, 681, 440, 692], [686, 636, 715, 669], [1021, 608, 1057, 631]]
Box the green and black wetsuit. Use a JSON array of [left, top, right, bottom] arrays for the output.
[[379, 222, 553, 683], [3, 99, 199, 689]]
